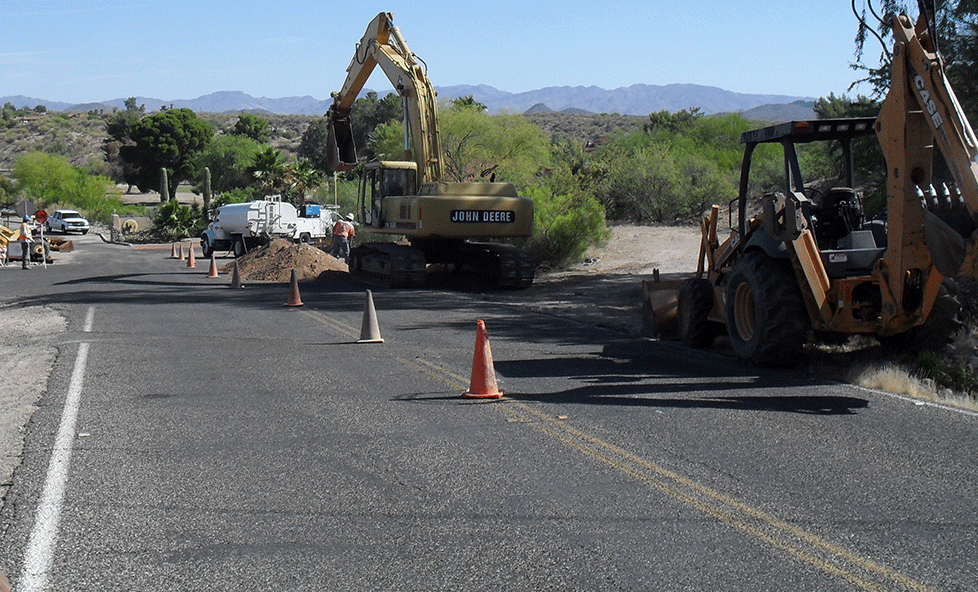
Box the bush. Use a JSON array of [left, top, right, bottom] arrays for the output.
[[152, 201, 206, 240], [523, 182, 609, 269]]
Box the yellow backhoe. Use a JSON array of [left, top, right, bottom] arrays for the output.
[[325, 12, 535, 288], [645, 1, 978, 364]]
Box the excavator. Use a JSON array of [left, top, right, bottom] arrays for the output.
[[645, 0, 978, 364], [324, 12, 535, 288]]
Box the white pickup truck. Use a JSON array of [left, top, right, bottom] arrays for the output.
[[200, 200, 337, 258]]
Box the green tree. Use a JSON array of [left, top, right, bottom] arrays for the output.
[[350, 91, 403, 162], [193, 134, 264, 193], [450, 95, 487, 112], [102, 97, 145, 189], [439, 104, 550, 185], [367, 120, 407, 161], [297, 117, 331, 171], [119, 108, 213, 199], [645, 107, 703, 134], [231, 113, 270, 143], [12, 151, 121, 221]]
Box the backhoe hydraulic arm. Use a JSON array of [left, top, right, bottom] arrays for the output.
[[878, 10, 978, 277]]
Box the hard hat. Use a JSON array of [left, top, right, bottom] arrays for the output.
[[23, 215, 30, 222], [345, 213, 355, 221]]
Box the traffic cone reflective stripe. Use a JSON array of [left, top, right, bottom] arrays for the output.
[[285, 269, 303, 307], [357, 290, 384, 343], [208, 254, 219, 277], [463, 320, 502, 399]]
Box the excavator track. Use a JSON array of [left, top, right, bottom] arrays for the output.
[[349, 243, 427, 288], [348, 241, 535, 289], [461, 242, 535, 289]]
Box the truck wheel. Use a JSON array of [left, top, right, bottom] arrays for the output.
[[725, 252, 809, 365], [200, 235, 213, 259], [232, 237, 247, 258], [299, 233, 311, 244], [678, 278, 721, 348]]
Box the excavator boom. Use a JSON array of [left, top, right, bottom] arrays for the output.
[[326, 12, 442, 183]]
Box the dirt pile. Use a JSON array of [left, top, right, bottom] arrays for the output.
[[221, 239, 347, 282]]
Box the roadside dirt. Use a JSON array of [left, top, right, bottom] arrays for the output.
[[491, 225, 701, 335]]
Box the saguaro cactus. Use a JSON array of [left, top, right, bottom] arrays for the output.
[[160, 168, 170, 203], [203, 167, 212, 220]]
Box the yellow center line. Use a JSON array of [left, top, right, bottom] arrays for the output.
[[298, 311, 935, 592], [298, 309, 361, 341]]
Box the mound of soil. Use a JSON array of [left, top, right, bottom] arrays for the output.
[[221, 239, 347, 282]]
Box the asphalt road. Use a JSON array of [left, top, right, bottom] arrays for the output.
[[1, 235, 977, 591]]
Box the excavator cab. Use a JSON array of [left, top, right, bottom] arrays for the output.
[[358, 161, 417, 228]]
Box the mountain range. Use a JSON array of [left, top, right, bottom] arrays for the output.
[[3, 83, 814, 118]]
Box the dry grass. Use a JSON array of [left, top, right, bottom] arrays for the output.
[[848, 360, 978, 411]]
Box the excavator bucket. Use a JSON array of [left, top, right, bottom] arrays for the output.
[[326, 118, 357, 172]]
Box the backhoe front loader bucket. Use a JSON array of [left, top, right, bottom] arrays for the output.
[[641, 271, 684, 338]]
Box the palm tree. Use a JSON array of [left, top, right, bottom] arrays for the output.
[[287, 157, 324, 206], [248, 146, 288, 197]]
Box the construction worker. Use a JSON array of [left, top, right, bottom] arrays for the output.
[[17, 216, 33, 270], [330, 213, 356, 263]]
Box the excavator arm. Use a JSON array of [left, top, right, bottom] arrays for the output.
[[878, 8, 978, 278], [325, 12, 443, 184]]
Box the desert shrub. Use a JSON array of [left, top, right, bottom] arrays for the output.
[[523, 181, 609, 269], [152, 201, 206, 240]]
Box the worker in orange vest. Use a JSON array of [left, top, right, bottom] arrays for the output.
[[17, 216, 33, 270], [330, 213, 356, 263]]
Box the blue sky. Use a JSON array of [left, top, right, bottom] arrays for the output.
[[2, 0, 879, 104]]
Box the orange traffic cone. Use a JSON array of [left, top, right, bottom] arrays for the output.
[[207, 254, 219, 277], [186, 244, 196, 268], [357, 290, 384, 343], [463, 320, 502, 399], [230, 259, 244, 289], [178, 244, 185, 261], [170, 243, 178, 259], [285, 269, 303, 307]]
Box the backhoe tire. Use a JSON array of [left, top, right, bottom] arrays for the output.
[[678, 278, 721, 348], [725, 252, 809, 366]]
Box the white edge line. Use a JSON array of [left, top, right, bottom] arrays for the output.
[[18, 306, 94, 591]]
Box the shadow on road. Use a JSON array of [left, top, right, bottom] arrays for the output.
[[497, 339, 870, 416]]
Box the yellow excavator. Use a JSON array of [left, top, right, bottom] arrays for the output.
[[646, 0, 978, 364], [325, 12, 535, 288]]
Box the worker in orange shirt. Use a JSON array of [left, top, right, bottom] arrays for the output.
[[17, 216, 34, 270], [330, 213, 356, 263]]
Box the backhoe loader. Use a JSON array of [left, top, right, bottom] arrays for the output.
[[644, 2, 978, 364], [324, 12, 535, 288]]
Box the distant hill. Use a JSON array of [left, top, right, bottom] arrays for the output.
[[3, 83, 813, 118]]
